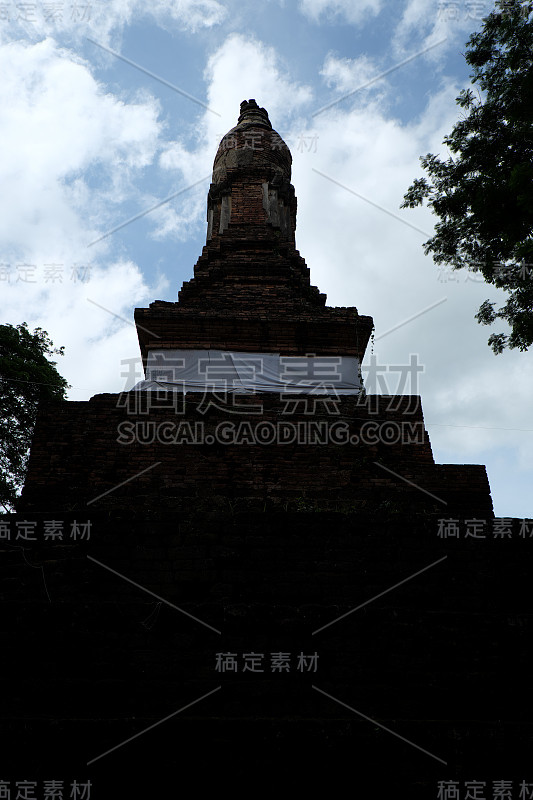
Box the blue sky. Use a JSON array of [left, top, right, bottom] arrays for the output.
[[1, 0, 531, 517]]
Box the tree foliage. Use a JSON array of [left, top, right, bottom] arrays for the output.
[[402, 0, 533, 353], [0, 323, 69, 511]]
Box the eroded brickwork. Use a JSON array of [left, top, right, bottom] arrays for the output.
[[135, 99, 373, 368], [8, 100, 509, 793], [19, 392, 492, 517]]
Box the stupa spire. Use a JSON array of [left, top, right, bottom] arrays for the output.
[[134, 98, 374, 370], [207, 99, 296, 243]]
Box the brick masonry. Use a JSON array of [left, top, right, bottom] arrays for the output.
[[1, 509, 530, 793], [5, 101, 527, 794], [134, 99, 373, 368], [18, 392, 492, 518]]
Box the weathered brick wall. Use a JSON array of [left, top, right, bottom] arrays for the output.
[[18, 393, 492, 517], [1, 510, 529, 794], [177, 229, 325, 307], [4, 99, 515, 794], [134, 225, 374, 366], [135, 98, 374, 368], [135, 305, 373, 367]]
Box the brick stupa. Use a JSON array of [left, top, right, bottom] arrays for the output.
[[19, 99, 493, 514], [135, 99, 373, 366], [5, 102, 525, 797]]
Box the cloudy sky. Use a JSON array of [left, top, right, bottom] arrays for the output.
[[1, 0, 531, 517]]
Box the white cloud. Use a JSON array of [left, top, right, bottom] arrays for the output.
[[392, 0, 492, 60], [204, 33, 313, 134], [394, 0, 437, 47], [429, 358, 533, 461], [298, 0, 382, 25], [2, 262, 168, 399], [0, 0, 227, 46], [0, 38, 162, 260], [320, 52, 385, 95], [0, 37, 165, 396]]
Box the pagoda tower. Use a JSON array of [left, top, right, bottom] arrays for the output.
[[5, 101, 521, 799], [134, 98, 373, 391], [18, 98, 493, 514]]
